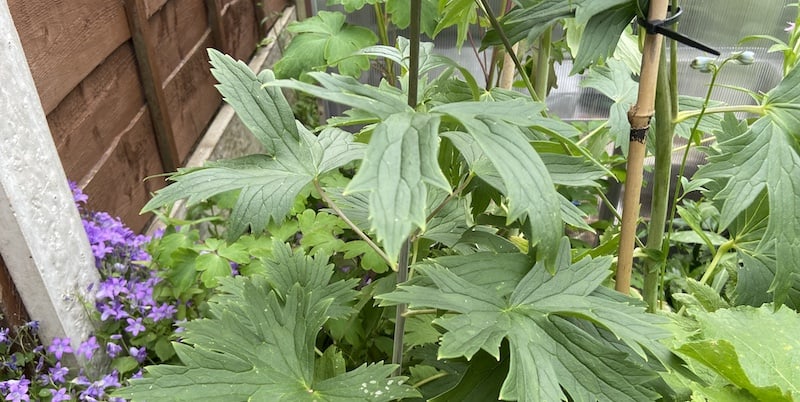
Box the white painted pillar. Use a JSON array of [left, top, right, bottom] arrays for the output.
[[0, 1, 99, 355]]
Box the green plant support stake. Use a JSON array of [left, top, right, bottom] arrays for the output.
[[616, 0, 670, 294]]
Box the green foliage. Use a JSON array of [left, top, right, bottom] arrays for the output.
[[674, 305, 800, 400], [379, 241, 682, 401], [695, 66, 800, 306], [274, 11, 377, 80], [130, 2, 800, 400], [117, 244, 419, 401], [142, 50, 365, 240]]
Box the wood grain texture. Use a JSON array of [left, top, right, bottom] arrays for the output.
[[48, 43, 145, 181], [83, 107, 166, 232], [0, 256, 30, 329], [144, 0, 169, 18], [149, 0, 209, 78], [8, 0, 130, 114], [164, 31, 221, 162], [222, 0, 257, 61]]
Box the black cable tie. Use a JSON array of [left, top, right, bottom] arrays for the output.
[[630, 126, 649, 143], [637, 7, 720, 56]]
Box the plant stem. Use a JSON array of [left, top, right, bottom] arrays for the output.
[[313, 180, 394, 267], [534, 26, 552, 100], [373, 2, 395, 86], [660, 61, 727, 298], [392, 0, 422, 377], [413, 372, 449, 388], [477, 0, 541, 102], [642, 47, 673, 312], [616, 0, 670, 294], [698, 239, 735, 285], [673, 104, 765, 123], [669, 0, 679, 118]]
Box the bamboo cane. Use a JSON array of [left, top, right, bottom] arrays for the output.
[[615, 0, 671, 294]]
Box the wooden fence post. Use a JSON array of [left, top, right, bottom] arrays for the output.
[[0, 2, 100, 354], [124, 0, 181, 172]]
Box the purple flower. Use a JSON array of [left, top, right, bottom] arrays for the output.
[[50, 388, 70, 402], [125, 317, 146, 336], [106, 342, 123, 358], [101, 371, 121, 389], [96, 277, 128, 300], [24, 321, 39, 332], [131, 369, 143, 379], [147, 303, 177, 322], [77, 336, 100, 360], [49, 362, 68, 383], [0, 328, 9, 344], [47, 338, 73, 361], [129, 346, 147, 363], [98, 301, 129, 321], [2, 376, 30, 402]]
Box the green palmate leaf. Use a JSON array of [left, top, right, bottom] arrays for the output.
[[346, 112, 451, 261], [143, 55, 364, 240], [435, 0, 478, 48], [579, 58, 637, 150], [432, 101, 561, 267], [696, 117, 800, 306], [270, 72, 410, 120], [386, 0, 439, 37], [274, 11, 377, 79], [379, 241, 678, 401], [420, 189, 470, 247], [676, 305, 800, 401], [327, 0, 379, 12], [571, 1, 638, 73], [483, 0, 575, 49], [117, 247, 418, 401]]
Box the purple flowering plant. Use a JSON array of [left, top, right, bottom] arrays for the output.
[[1, 182, 187, 401]]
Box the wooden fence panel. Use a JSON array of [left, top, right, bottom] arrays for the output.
[[47, 43, 147, 181], [8, 0, 289, 229], [150, 0, 211, 77], [83, 107, 166, 232], [144, 0, 170, 18], [164, 32, 221, 161], [222, 0, 258, 61], [8, 0, 130, 114]]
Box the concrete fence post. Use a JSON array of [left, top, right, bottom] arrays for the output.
[[0, 1, 100, 357]]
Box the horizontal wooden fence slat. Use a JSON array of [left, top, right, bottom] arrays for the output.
[[48, 43, 147, 181], [224, 0, 258, 61], [163, 31, 222, 161], [83, 106, 166, 231], [8, 0, 130, 114], [205, 0, 229, 54], [144, 0, 169, 18], [125, 0, 180, 173], [149, 0, 210, 80]]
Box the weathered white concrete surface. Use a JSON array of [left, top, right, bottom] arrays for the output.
[[0, 2, 99, 357]]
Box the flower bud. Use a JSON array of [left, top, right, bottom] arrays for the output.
[[731, 50, 755, 65], [690, 56, 716, 73]]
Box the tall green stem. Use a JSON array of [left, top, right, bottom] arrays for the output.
[[392, 0, 421, 376], [642, 47, 673, 312], [534, 26, 552, 100], [373, 3, 395, 86], [669, 0, 679, 118], [478, 0, 541, 102]]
